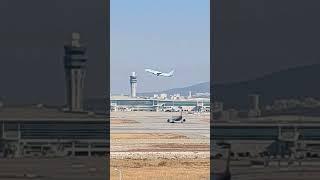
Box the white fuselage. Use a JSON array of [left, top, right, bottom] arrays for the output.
[[145, 69, 174, 77]]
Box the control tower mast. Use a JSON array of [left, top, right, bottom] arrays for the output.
[[130, 72, 137, 98], [64, 32, 87, 112]]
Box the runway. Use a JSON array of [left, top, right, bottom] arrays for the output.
[[111, 111, 210, 137], [110, 111, 210, 153]]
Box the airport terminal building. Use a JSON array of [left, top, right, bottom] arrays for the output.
[[110, 96, 210, 112], [0, 107, 107, 158]]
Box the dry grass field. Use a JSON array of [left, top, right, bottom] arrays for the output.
[[110, 159, 210, 180]]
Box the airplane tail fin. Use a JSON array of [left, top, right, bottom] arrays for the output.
[[168, 70, 174, 76]]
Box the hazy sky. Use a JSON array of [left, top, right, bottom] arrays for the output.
[[0, 0, 106, 105], [3, 0, 318, 103], [110, 0, 210, 94], [214, 0, 320, 84]]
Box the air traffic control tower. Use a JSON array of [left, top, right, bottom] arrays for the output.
[[64, 32, 87, 112], [130, 72, 137, 97]]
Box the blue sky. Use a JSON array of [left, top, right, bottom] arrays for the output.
[[111, 0, 210, 94]]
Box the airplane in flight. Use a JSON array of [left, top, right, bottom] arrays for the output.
[[145, 69, 174, 77]]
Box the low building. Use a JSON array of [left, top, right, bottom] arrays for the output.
[[0, 107, 107, 158], [160, 93, 168, 100], [110, 96, 210, 112]]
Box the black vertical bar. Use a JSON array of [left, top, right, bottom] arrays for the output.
[[210, 0, 215, 179], [105, 0, 110, 179]]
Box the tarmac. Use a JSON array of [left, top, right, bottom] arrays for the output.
[[111, 111, 210, 137], [110, 111, 210, 157]]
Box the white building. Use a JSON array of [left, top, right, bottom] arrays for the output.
[[160, 93, 167, 99]]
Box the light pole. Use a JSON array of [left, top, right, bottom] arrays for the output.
[[114, 168, 122, 180]]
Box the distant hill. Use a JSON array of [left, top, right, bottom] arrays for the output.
[[138, 64, 320, 108], [214, 64, 320, 109], [138, 82, 209, 97]]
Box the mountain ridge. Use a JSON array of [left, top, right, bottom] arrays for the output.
[[214, 64, 320, 109], [139, 64, 320, 109], [138, 81, 210, 97]]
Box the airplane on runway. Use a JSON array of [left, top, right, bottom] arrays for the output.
[[145, 69, 174, 77], [167, 115, 186, 123], [167, 108, 186, 123]]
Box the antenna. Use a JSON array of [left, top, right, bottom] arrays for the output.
[[71, 32, 81, 47]]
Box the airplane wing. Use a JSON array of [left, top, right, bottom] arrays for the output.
[[145, 69, 162, 76]]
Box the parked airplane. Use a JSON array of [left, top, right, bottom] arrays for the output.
[[145, 69, 174, 77]]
